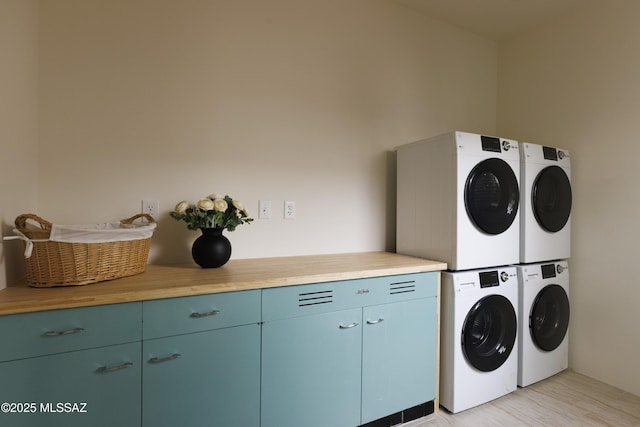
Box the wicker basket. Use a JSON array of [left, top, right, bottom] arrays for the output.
[[14, 213, 155, 287]]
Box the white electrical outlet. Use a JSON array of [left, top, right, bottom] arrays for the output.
[[284, 201, 296, 219], [142, 199, 159, 220], [259, 200, 272, 219]]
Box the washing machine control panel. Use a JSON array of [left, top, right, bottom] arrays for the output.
[[541, 145, 570, 162], [478, 270, 515, 288], [479, 271, 499, 288], [541, 262, 568, 278], [481, 136, 502, 152], [541, 263, 556, 278], [480, 135, 517, 153], [543, 146, 559, 161]]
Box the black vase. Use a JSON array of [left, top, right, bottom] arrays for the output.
[[191, 228, 232, 268]]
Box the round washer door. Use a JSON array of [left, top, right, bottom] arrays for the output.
[[532, 166, 572, 232], [530, 284, 570, 352], [465, 158, 519, 235], [462, 294, 517, 372]]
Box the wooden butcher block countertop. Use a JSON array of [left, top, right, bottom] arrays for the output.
[[0, 252, 447, 316]]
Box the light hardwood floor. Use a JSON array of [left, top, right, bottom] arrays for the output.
[[409, 370, 640, 426]]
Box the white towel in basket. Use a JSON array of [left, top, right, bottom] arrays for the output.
[[49, 221, 157, 244]]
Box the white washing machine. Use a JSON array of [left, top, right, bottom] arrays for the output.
[[516, 260, 569, 387], [520, 143, 572, 263], [396, 131, 520, 271], [440, 266, 519, 413]]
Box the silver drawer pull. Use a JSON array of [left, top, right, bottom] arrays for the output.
[[339, 322, 359, 329], [95, 362, 133, 374], [366, 318, 384, 325], [190, 309, 221, 318], [42, 327, 84, 337], [148, 353, 181, 364]]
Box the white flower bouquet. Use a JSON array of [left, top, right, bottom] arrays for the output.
[[170, 194, 253, 231]]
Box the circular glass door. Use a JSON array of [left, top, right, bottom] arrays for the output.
[[465, 158, 519, 235], [532, 166, 572, 232], [530, 285, 570, 351], [462, 295, 517, 372]]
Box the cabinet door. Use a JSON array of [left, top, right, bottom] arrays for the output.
[[142, 290, 260, 339], [0, 302, 141, 363], [261, 309, 362, 427], [361, 297, 437, 424], [143, 324, 260, 427], [0, 342, 141, 427]]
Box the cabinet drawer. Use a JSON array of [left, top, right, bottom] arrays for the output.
[[0, 303, 142, 363], [262, 273, 437, 321], [143, 290, 261, 339], [0, 341, 141, 427]]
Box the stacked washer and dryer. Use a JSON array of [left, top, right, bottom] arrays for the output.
[[396, 132, 572, 414], [396, 132, 521, 413], [517, 142, 572, 388]]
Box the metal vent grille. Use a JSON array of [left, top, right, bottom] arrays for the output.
[[298, 290, 333, 307], [389, 281, 416, 295]]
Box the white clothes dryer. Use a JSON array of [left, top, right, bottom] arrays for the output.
[[520, 143, 572, 263], [440, 266, 518, 413], [516, 260, 569, 387], [396, 131, 520, 271]]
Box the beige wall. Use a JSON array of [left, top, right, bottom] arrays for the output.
[[37, 0, 497, 265], [498, 0, 640, 396], [0, 0, 39, 289], [4, 0, 639, 402]]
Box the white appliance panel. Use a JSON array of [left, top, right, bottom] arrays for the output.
[[397, 131, 520, 270], [516, 261, 570, 387], [440, 266, 519, 413], [520, 143, 572, 263]]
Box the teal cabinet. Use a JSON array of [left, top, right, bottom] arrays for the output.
[[0, 303, 142, 427], [261, 272, 438, 427], [361, 298, 437, 424], [0, 269, 438, 427], [143, 325, 260, 427], [0, 303, 142, 362], [261, 308, 363, 427], [142, 290, 261, 427], [0, 343, 141, 427], [142, 290, 261, 339]]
